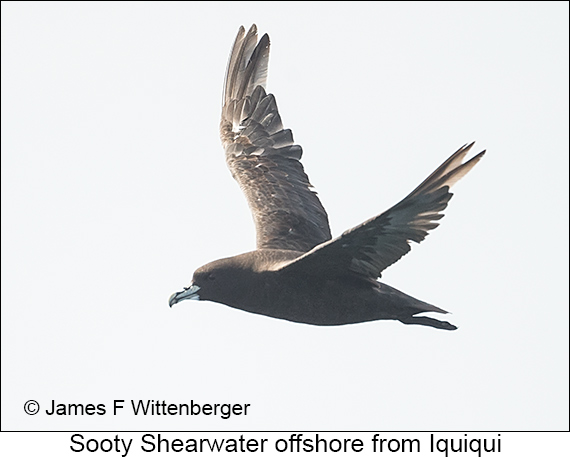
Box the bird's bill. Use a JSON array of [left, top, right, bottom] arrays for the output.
[[169, 284, 201, 307]]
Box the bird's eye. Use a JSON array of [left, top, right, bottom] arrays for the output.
[[208, 274, 216, 281]]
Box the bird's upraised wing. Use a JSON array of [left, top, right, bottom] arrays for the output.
[[277, 143, 485, 278], [220, 25, 331, 253]]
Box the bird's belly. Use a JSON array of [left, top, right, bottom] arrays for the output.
[[228, 277, 401, 326]]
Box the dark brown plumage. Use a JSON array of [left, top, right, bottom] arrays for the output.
[[169, 24, 485, 330]]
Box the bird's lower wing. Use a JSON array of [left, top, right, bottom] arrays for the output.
[[276, 143, 485, 278]]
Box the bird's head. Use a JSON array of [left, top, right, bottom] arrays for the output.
[[168, 254, 260, 308]]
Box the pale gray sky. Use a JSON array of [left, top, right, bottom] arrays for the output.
[[2, 1, 568, 432]]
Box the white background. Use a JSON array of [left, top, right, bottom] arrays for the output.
[[2, 1, 568, 433]]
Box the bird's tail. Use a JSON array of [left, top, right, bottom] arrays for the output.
[[376, 282, 458, 330]]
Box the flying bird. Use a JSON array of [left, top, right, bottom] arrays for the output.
[[169, 24, 485, 330]]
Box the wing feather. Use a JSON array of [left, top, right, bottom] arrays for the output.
[[220, 25, 331, 252], [277, 144, 485, 277]]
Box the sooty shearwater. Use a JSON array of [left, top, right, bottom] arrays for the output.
[[169, 25, 485, 330]]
